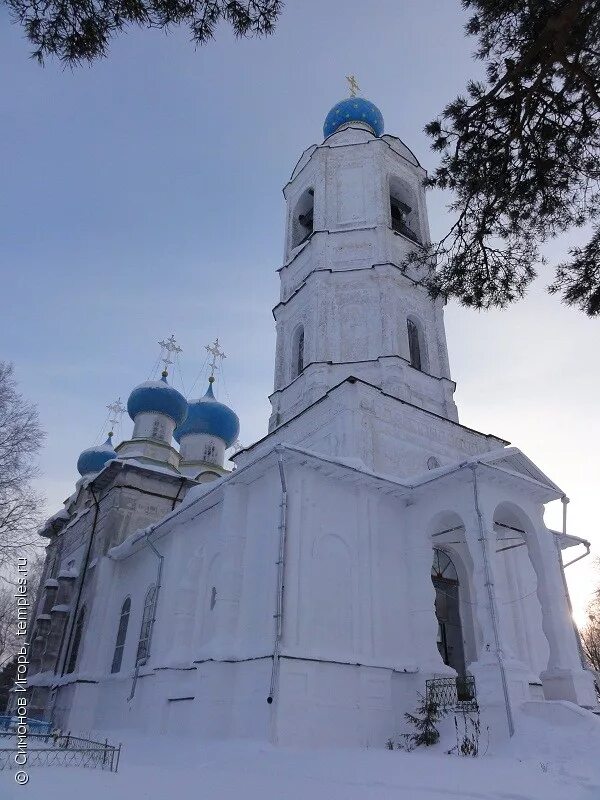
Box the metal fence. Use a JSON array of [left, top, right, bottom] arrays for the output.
[[425, 676, 478, 712], [0, 731, 121, 773], [0, 716, 52, 735]]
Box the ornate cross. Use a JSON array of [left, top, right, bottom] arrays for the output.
[[106, 397, 126, 435], [346, 74, 360, 97], [158, 334, 183, 374], [205, 337, 226, 379]]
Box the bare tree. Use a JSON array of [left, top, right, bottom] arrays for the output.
[[580, 559, 600, 677], [0, 551, 44, 669], [581, 614, 600, 671], [0, 362, 45, 573]]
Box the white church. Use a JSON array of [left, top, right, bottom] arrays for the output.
[[23, 91, 598, 746]]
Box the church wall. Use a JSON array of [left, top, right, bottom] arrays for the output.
[[56, 464, 284, 739], [63, 472, 186, 676], [274, 264, 455, 423], [30, 467, 195, 726], [44, 442, 594, 744], [282, 462, 422, 667], [275, 659, 398, 747], [234, 472, 282, 656], [249, 380, 503, 482], [31, 511, 91, 678], [273, 461, 439, 746]]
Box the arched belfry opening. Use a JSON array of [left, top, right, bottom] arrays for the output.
[[389, 176, 420, 244], [291, 188, 314, 249], [432, 549, 466, 675]]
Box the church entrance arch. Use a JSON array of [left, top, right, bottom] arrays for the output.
[[431, 549, 466, 676]]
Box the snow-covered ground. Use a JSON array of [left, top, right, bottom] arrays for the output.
[[2, 706, 600, 799]]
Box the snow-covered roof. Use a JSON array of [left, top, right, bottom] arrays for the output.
[[275, 444, 563, 500], [57, 568, 78, 580], [477, 448, 563, 493], [550, 530, 591, 552], [113, 457, 182, 477], [39, 508, 71, 538], [108, 441, 565, 564]]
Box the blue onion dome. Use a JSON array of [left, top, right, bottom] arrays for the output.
[[323, 97, 384, 139], [127, 371, 188, 426], [77, 434, 117, 476], [174, 379, 240, 448]]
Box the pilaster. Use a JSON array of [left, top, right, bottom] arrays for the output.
[[211, 482, 249, 657]]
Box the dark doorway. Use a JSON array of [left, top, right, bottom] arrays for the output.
[[431, 549, 466, 676]]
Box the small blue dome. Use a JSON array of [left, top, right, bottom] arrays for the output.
[[174, 381, 239, 448], [127, 373, 187, 426], [323, 97, 384, 139], [77, 434, 117, 476]]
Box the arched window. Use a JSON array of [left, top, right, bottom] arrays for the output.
[[291, 188, 314, 249], [291, 325, 305, 379], [431, 549, 458, 583], [407, 318, 424, 371], [136, 585, 156, 666], [111, 597, 131, 674], [431, 549, 466, 675], [66, 605, 86, 674]]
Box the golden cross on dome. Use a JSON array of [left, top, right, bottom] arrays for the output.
[[346, 75, 360, 97], [205, 337, 226, 380]]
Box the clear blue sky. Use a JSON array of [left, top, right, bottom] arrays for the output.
[[1, 1, 598, 618]]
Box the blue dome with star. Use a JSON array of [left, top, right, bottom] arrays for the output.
[[323, 97, 384, 139], [174, 380, 239, 448], [127, 373, 188, 426], [77, 434, 117, 476]]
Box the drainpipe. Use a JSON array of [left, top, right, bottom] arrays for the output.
[[268, 450, 288, 712], [128, 532, 164, 701], [470, 465, 515, 737]]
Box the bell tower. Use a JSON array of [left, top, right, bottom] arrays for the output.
[[268, 92, 458, 432]]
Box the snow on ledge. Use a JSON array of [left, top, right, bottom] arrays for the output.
[[58, 568, 78, 579]]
